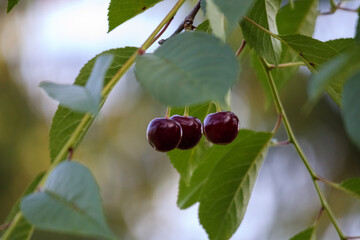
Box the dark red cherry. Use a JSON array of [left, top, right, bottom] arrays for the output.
[[147, 118, 182, 152], [170, 115, 203, 150], [203, 111, 239, 145]]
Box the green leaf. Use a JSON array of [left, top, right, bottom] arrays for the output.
[[342, 73, 360, 150], [277, 0, 318, 36], [40, 55, 113, 116], [135, 32, 240, 106], [279, 34, 339, 70], [241, 0, 282, 64], [107, 0, 163, 32], [289, 227, 316, 240], [325, 38, 355, 53], [196, 20, 212, 34], [168, 103, 215, 185], [308, 47, 360, 106], [1, 173, 45, 240], [49, 47, 137, 163], [206, 0, 254, 39], [339, 178, 360, 199], [356, 11, 360, 42], [7, 0, 20, 13], [199, 130, 272, 240], [20, 161, 116, 240]]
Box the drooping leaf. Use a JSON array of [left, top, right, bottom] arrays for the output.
[[40, 55, 113, 116], [21, 161, 116, 239], [1, 172, 44, 240], [135, 32, 240, 106], [277, 0, 318, 36], [342, 73, 360, 150], [339, 178, 360, 199], [107, 0, 163, 32], [326, 38, 355, 53], [49, 47, 137, 163], [289, 227, 316, 240], [241, 0, 282, 64], [279, 34, 339, 70], [168, 103, 216, 185], [7, 0, 20, 13], [308, 47, 360, 106], [206, 0, 254, 40], [198, 130, 272, 240]]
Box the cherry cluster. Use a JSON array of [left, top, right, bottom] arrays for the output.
[[146, 111, 239, 152]]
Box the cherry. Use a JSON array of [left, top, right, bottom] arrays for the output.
[[203, 111, 239, 145], [170, 115, 202, 150], [147, 118, 182, 152]]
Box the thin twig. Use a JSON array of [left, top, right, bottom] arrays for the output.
[[347, 236, 360, 239], [150, 17, 174, 46], [0, 222, 11, 232], [315, 207, 325, 225], [272, 114, 282, 133], [269, 62, 305, 70], [159, 0, 202, 44], [235, 40, 247, 56]]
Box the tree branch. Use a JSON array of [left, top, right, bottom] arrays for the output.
[[159, 0, 202, 44]]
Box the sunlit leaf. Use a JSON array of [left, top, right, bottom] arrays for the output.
[[206, 0, 254, 39], [241, 0, 282, 64], [107, 0, 163, 32], [40, 55, 113, 115], [199, 130, 272, 240], [21, 161, 116, 239], [49, 47, 137, 163], [279, 34, 339, 70], [135, 32, 239, 106], [277, 0, 318, 36], [342, 73, 360, 150]]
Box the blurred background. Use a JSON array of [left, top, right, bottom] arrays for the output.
[[0, 0, 359, 239]]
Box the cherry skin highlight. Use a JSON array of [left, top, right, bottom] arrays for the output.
[[203, 111, 239, 145], [170, 115, 203, 150], [147, 118, 182, 152]]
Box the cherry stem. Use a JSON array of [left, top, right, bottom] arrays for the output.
[[235, 40, 247, 57], [68, 147, 74, 160], [347, 236, 360, 239], [159, 0, 202, 44], [183, 105, 189, 117], [165, 107, 171, 119]]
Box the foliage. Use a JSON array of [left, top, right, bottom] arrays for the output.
[[2, 0, 360, 239]]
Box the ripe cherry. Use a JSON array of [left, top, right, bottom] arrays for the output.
[[147, 118, 182, 152], [203, 111, 239, 145], [170, 115, 202, 150]]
